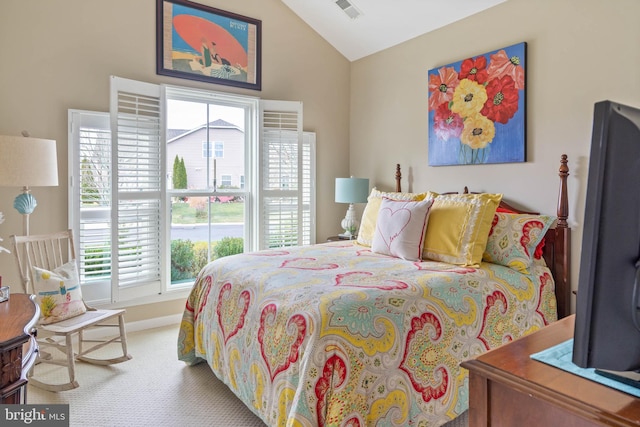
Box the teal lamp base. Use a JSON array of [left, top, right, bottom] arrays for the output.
[[13, 190, 37, 235], [14, 192, 37, 215]]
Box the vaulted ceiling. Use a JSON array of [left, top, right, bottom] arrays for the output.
[[281, 0, 507, 61]]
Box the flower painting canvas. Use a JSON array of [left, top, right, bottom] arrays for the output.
[[428, 42, 526, 166]]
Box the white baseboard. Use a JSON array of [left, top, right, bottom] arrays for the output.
[[126, 313, 183, 333], [79, 313, 183, 340]]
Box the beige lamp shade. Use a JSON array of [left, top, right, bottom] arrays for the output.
[[0, 135, 58, 235], [0, 135, 59, 187]]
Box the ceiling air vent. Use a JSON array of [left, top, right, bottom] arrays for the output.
[[335, 0, 362, 19]]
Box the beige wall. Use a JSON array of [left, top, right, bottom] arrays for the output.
[[350, 0, 640, 310], [0, 0, 350, 321]]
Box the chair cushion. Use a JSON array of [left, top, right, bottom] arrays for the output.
[[32, 261, 86, 325]]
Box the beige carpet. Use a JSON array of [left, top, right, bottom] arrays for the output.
[[28, 324, 468, 427]]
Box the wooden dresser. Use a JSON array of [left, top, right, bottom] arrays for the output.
[[0, 293, 39, 404], [462, 315, 640, 426]]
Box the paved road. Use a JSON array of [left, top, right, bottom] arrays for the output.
[[171, 223, 243, 241]]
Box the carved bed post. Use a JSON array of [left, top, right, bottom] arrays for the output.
[[557, 154, 569, 229], [395, 164, 402, 192], [555, 154, 571, 319]]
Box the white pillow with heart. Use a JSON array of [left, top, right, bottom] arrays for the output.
[[371, 197, 434, 261]]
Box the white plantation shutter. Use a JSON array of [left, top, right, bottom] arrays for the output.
[[258, 100, 314, 249], [69, 76, 164, 305], [69, 111, 113, 304], [302, 132, 316, 245], [109, 76, 163, 301]]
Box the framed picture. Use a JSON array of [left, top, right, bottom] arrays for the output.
[[156, 0, 261, 91], [427, 42, 526, 166]]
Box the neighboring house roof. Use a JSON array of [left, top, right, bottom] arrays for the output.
[[167, 119, 242, 143], [167, 129, 190, 140], [207, 118, 240, 129]]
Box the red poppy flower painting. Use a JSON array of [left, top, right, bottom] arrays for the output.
[[428, 42, 526, 166]]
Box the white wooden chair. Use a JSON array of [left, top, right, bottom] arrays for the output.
[[11, 229, 132, 391]]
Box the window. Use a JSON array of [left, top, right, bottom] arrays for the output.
[[68, 111, 112, 304], [215, 141, 224, 158], [69, 77, 315, 305], [202, 142, 211, 158], [201, 141, 223, 158]]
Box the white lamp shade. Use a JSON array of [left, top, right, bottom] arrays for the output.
[[0, 135, 58, 187], [335, 177, 369, 203]]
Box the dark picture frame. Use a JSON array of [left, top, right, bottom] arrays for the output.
[[427, 42, 526, 166], [156, 0, 261, 91]]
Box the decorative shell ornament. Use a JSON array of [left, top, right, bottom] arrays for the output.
[[13, 193, 37, 215]]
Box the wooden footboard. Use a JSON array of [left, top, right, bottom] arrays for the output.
[[394, 154, 571, 319]]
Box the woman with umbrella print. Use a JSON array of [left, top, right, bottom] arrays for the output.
[[174, 14, 249, 81]]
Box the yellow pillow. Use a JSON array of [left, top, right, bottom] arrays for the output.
[[356, 187, 428, 247], [422, 193, 502, 266]]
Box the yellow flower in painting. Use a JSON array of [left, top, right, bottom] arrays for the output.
[[460, 114, 496, 149], [41, 272, 51, 280], [450, 79, 488, 118]]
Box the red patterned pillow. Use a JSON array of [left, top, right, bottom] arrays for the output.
[[496, 206, 518, 213], [483, 213, 556, 273]]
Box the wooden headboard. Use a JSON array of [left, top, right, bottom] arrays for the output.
[[394, 155, 571, 319]]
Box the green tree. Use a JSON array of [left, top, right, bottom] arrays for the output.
[[179, 157, 187, 188], [172, 155, 186, 189]]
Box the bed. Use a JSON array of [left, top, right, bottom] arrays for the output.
[[178, 154, 571, 427]]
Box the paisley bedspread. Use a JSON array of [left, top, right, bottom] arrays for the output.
[[178, 241, 557, 426]]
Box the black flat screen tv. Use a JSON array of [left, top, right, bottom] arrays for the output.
[[573, 100, 640, 384]]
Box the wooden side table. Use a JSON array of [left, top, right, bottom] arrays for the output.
[[461, 315, 640, 426], [0, 293, 39, 404]]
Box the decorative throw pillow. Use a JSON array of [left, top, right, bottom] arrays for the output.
[[422, 193, 502, 266], [496, 206, 518, 213], [32, 261, 86, 325], [356, 187, 428, 247], [371, 198, 434, 261], [483, 213, 556, 273]]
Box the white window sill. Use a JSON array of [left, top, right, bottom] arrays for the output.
[[89, 288, 192, 310]]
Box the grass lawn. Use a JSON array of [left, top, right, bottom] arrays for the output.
[[172, 201, 244, 224]]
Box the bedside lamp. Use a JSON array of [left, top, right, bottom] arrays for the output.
[[0, 134, 58, 235], [335, 177, 369, 239]]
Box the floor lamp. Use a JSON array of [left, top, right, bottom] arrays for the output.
[[0, 135, 58, 236]]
